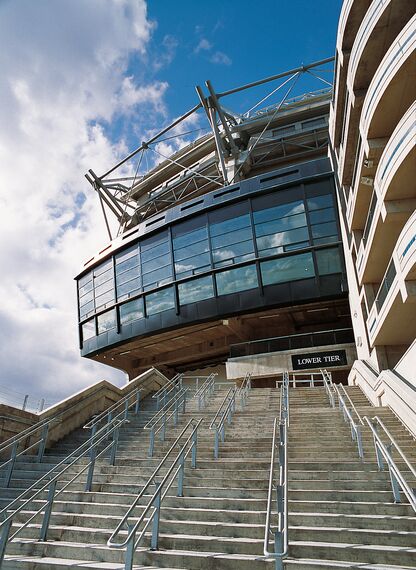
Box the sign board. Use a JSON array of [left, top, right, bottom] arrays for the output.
[[291, 349, 347, 370]]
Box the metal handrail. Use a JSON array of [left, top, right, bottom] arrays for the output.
[[107, 419, 202, 570], [364, 416, 416, 512], [152, 373, 183, 410], [209, 386, 237, 459], [238, 373, 252, 410], [0, 416, 127, 565], [320, 369, 335, 407], [84, 387, 143, 430], [333, 384, 364, 460], [192, 373, 217, 410], [144, 388, 188, 456], [264, 372, 289, 569], [339, 384, 364, 425]]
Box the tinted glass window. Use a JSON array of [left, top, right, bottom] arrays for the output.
[[178, 275, 214, 305], [141, 231, 172, 290], [82, 319, 95, 341], [210, 213, 254, 269], [316, 248, 342, 275], [173, 224, 210, 279], [216, 264, 258, 295], [120, 298, 144, 325], [261, 252, 315, 285], [146, 287, 175, 315], [115, 244, 141, 301], [97, 309, 116, 333], [254, 200, 309, 257]]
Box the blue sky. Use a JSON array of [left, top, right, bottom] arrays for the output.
[[0, 0, 342, 407]]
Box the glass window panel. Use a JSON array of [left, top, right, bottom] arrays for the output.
[[309, 207, 335, 225], [210, 214, 251, 237], [146, 287, 175, 315], [173, 226, 208, 250], [174, 239, 209, 262], [311, 221, 338, 239], [79, 289, 93, 306], [253, 200, 304, 224], [313, 236, 339, 245], [115, 244, 138, 265], [212, 240, 254, 264], [255, 213, 307, 237], [116, 266, 140, 286], [79, 271, 92, 288], [93, 268, 113, 287], [95, 289, 114, 309], [178, 276, 214, 305], [116, 278, 141, 300], [116, 255, 140, 275], [216, 264, 258, 296], [142, 255, 172, 275], [93, 259, 112, 277], [307, 194, 333, 211], [316, 248, 342, 275], [82, 319, 95, 341], [257, 227, 309, 251], [94, 279, 114, 298], [175, 252, 211, 276], [141, 240, 170, 262], [80, 300, 95, 318], [284, 241, 310, 252], [142, 265, 172, 287], [258, 246, 284, 258], [78, 278, 93, 296], [97, 309, 116, 333], [211, 226, 253, 250], [261, 252, 315, 286], [120, 298, 144, 325]]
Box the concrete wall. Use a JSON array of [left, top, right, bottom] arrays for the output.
[[226, 343, 357, 381], [349, 359, 416, 437], [0, 367, 169, 447]]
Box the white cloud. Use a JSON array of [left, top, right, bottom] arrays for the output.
[[210, 51, 232, 66], [194, 38, 212, 53], [0, 0, 168, 402]]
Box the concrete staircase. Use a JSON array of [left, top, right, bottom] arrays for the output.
[[1, 383, 415, 569]]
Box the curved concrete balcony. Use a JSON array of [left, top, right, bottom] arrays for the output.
[[367, 211, 416, 346], [356, 102, 416, 282], [348, 0, 413, 95], [337, 0, 372, 56], [360, 15, 416, 141], [375, 102, 416, 202]]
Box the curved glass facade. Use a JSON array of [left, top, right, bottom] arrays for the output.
[[77, 172, 346, 355]]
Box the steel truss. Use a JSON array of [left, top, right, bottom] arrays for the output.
[[84, 57, 335, 239]]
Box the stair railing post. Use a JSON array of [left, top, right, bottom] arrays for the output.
[[174, 397, 179, 426], [192, 427, 198, 468], [39, 479, 57, 541], [134, 389, 140, 414], [4, 441, 18, 488], [0, 517, 13, 566], [274, 531, 284, 570], [356, 425, 364, 460], [85, 441, 97, 492], [150, 483, 162, 550], [106, 411, 112, 435], [214, 428, 219, 459], [161, 413, 166, 442], [177, 450, 185, 497], [221, 422, 225, 442], [37, 424, 49, 463], [124, 524, 136, 570], [386, 444, 401, 503], [110, 424, 120, 466], [182, 390, 186, 413], [149, 427, 155, 457], [372, 422, 384, 470], [156, 394, 160, 411], [124, 398, 129, 420], [89, 424, 97, 456]]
